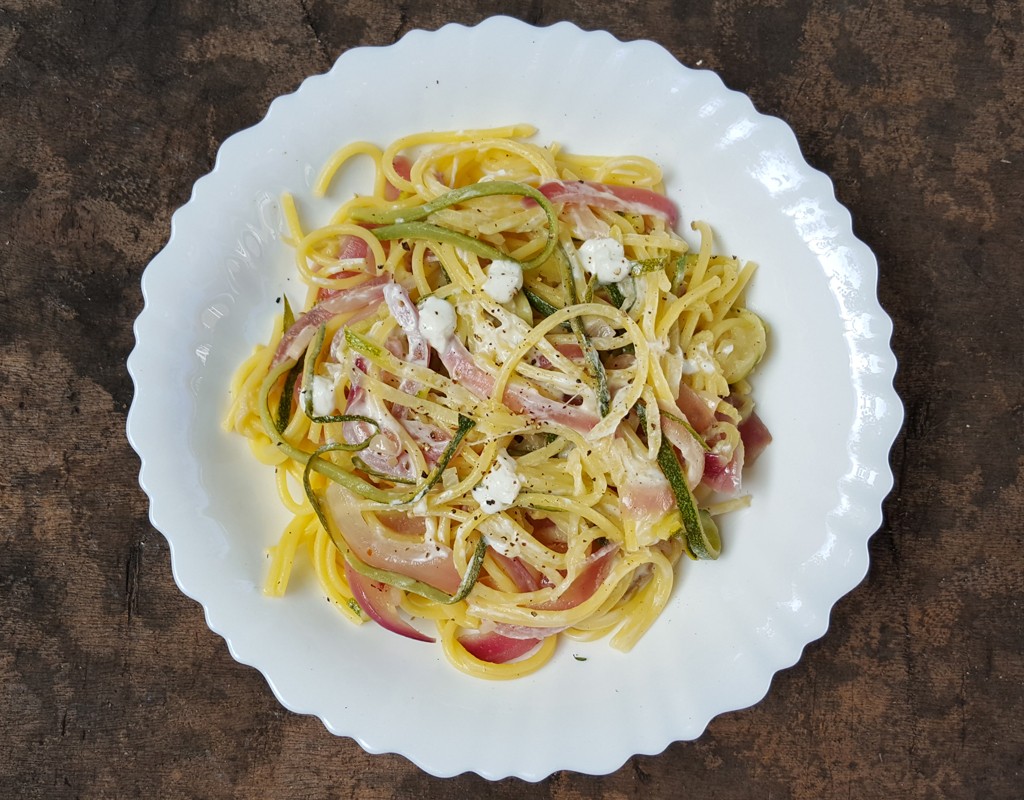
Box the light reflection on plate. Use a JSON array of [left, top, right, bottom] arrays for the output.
[[127, 16, 902, 781]]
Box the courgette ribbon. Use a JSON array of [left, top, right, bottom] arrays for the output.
[[673, 253, 698, 292], [637, 402, 720, 560], [600, 257, 668, 310], [604, 281, 627, 309], [555, 244, 611, 417], [351, 455, 417, 485], [523, 288, 562, 319], [630, 256, 668, 276], [275, 297, 302, 433], [660, 409, 711, 452], [349, 180, 559, 271]]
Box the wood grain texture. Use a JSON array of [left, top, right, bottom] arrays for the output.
[[1, 1, 1021, 797]]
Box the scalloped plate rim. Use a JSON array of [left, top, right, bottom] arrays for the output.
[[126, 16, 902, 781]]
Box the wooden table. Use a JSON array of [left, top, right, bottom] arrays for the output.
[[2, 2, 1021, 797]]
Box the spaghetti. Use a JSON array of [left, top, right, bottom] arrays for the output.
[[224, 125, 771, 679]]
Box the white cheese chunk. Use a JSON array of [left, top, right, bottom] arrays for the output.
[[578, 237, 631, 284], [471, 450, 522, 513], [482, 259, 524, 304], [417, 296, 457, 352]]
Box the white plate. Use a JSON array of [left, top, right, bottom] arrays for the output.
[[127, 16, 902, 781]]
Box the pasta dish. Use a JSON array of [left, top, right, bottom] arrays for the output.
[[224, 125, 770, 679]]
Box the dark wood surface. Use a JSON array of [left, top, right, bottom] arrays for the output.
[[2, 1, 1021, 797]]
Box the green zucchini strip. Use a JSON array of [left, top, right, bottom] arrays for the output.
[[523, 287, 563, 318], [281, 295, 295, 331], [604, 281, 626, 309], [274, 297, 302, 433], [524, 503, 563, 514], [660, 409, 712, 452], [276, 360, 303, 434], [674, 253, 698, 292], [692, 510, 721, 561], [523, 287, 573, 333], [351, 455, 417, 485], [556, 244, 610, 417], [368, 220, 513, 264], [343, 327, 384, 359], [630, 256, 668, 276], [349, 180, 559, 270], [637, 402, 720, 560]]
